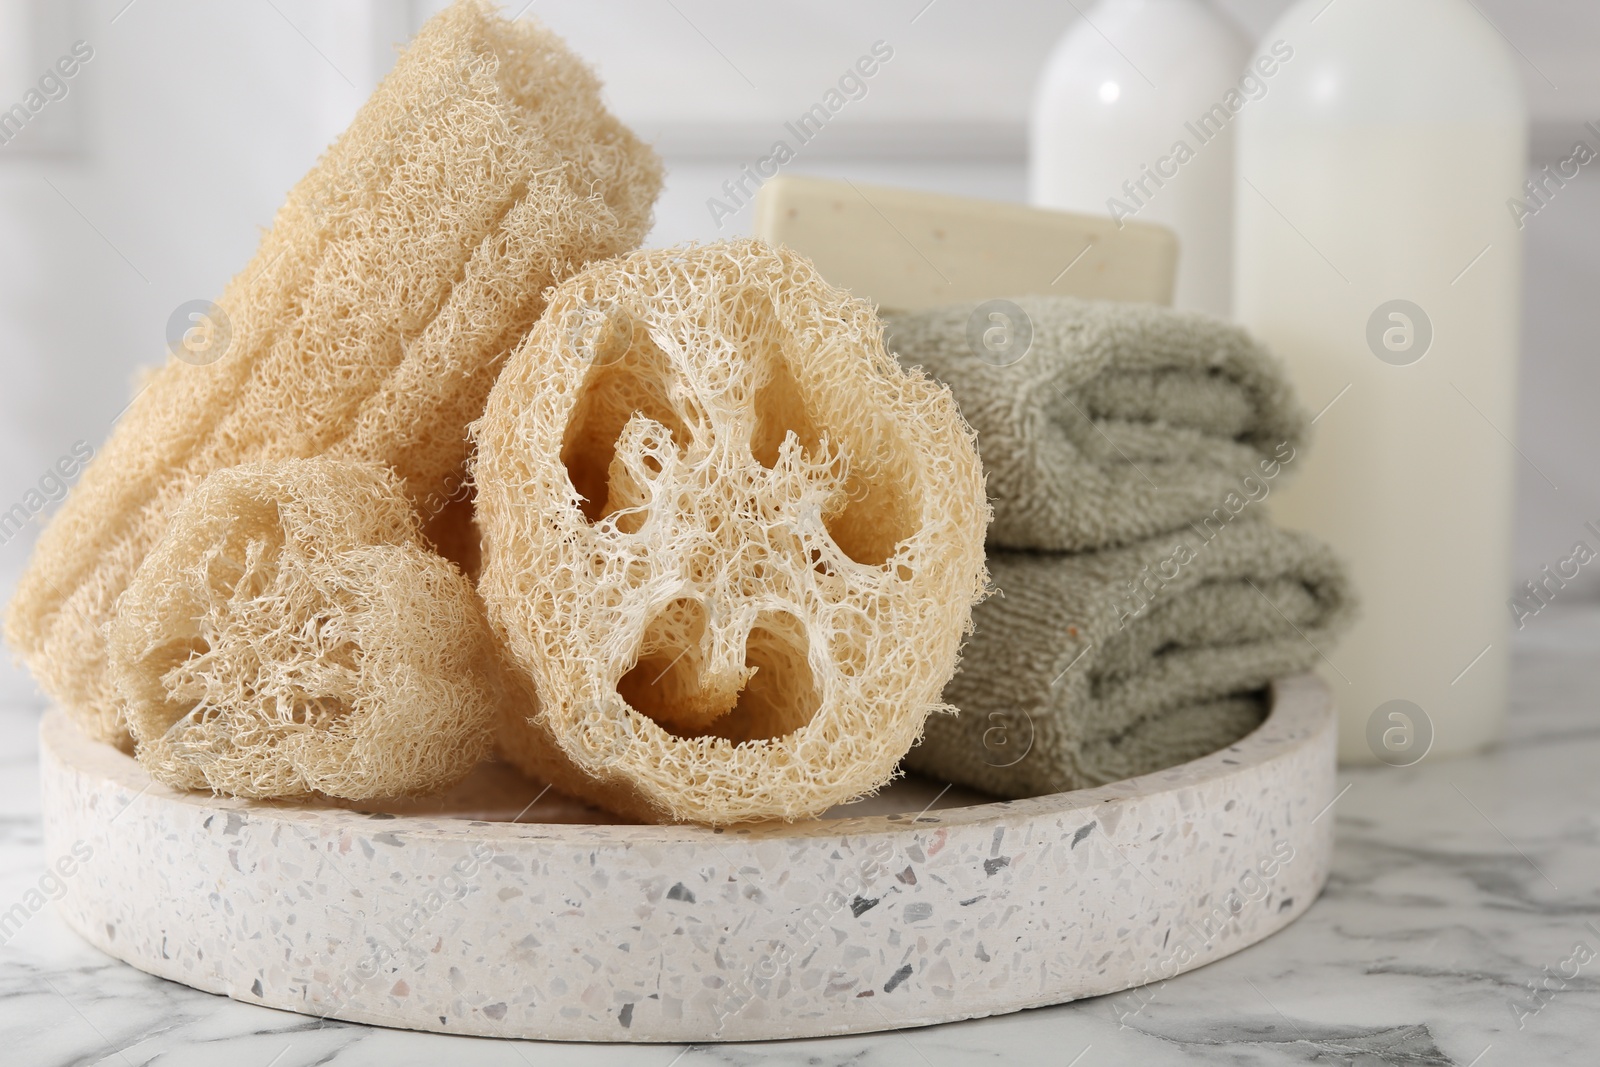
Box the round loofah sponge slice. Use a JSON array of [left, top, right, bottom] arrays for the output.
[[471, 240, 991, 825], [6, 0, 662, 745], [108, 459, 498, 801]]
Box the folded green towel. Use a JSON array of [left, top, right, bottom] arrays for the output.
[[905, 519, 1353, 799], [884, 297, 1306, 552]]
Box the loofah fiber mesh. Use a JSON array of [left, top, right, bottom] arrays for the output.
[[108, 459, 497, 800], [6, 0, 662, 744], [472, 240, 991, 825]]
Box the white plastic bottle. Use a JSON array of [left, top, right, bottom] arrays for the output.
[[1234, 0, 1526, 763], [1030, 0, 1251, 315]]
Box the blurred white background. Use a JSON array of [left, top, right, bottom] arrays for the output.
[[2, 0, 1598, 705]]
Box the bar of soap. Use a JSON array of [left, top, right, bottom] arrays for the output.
[[753, 175, 1177, 312]]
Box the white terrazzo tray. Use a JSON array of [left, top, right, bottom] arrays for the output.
[[39, 673, 1334, 1043]]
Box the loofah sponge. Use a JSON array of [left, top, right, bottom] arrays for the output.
[[108, 459, 497, 801], [6, 0, 662, 744], [472, 240, 991, 825]]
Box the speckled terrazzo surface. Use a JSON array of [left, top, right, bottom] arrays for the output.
[[36, 675, 1332, 1043]]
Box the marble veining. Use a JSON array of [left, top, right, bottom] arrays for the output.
[[1, 605, 1598, 1061]]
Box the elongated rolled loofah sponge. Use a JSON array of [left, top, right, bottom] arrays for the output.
[[6, 0, 662, 744], [108, 459, 497, 800], [472, 240, 991, 825]]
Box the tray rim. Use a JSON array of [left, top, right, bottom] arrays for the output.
[[39, 673, 1329, 842]]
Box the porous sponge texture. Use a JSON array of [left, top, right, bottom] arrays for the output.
[[108, 460, 497, 801], [6, 0, 662, 744], [472, 240, 991, 825]]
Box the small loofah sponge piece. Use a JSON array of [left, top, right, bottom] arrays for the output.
[[472, 240, 991, 825], [6, 0, 662, 744], [108, 459, 497, 801]]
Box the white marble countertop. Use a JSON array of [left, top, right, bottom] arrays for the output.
[[2, 605, 1597, 1066]]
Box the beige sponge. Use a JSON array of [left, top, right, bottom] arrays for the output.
[[6, 0, 662, 744], [472, 240, 991, 825], [108, 460, 497, 800]]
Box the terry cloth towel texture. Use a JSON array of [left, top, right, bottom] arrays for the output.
[[903, 518, 1353, 799], [882, 296, 1307, 552]]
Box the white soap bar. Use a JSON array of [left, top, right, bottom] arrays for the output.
[[752, 175, 1178, 312]]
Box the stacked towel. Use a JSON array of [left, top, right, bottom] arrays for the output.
[[885, 297, 1353, 799], [908, 519, 1350, 798], [884, 297, 1307, 552]]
